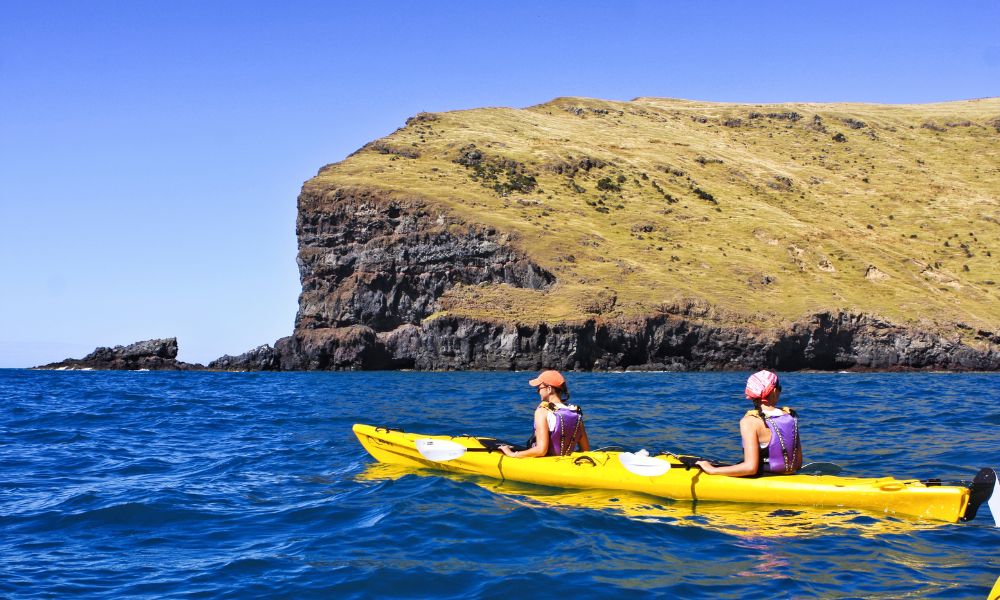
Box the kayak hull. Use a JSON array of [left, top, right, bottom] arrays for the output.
[[353, 424, 974, 523]]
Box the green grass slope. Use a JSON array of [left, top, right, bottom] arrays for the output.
[[309, 96, 1000, 342]]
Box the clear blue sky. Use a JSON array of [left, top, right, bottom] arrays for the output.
[[2, 1, 998, 368]]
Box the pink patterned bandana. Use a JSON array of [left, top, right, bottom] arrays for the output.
[[745, 370, 779, 400]]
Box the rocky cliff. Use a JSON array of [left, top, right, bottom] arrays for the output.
[[221, 97, 1000, 371], [214, 186, 999, 372]]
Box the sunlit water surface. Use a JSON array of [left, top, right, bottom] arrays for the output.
[[2, 370, 998, 599]]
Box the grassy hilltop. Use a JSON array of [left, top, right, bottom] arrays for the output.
[[309, 97, 1000, 343]]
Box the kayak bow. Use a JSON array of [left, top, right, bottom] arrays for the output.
[[352, 424, 997, 524]]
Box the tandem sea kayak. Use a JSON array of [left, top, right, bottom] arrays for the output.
[[352, 424, 999, 524]]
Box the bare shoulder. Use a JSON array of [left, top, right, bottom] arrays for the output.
[[739, 413, 766, 433]]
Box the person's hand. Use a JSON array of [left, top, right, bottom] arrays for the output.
[[499, 445, 515, 457], [695, 460, 715, 474]]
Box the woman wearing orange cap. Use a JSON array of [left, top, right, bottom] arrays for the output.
[[696, 369, 801, 476], [500, 370, 590, 458]]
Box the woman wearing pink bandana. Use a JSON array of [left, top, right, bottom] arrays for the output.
[[696, 370, 802, 476]]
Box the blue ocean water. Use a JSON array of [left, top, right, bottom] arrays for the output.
[[1, 370, 998, 599]]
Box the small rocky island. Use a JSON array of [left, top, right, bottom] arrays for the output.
[[36, 338, 204, 371]]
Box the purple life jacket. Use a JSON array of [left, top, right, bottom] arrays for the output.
[[531, 404, 583, 456], [759, 408, 799, 474]]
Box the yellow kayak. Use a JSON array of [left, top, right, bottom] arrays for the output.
[[353, 423, 998, 524]]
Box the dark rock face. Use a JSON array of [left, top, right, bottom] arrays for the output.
[[36, 338, 204, 371], [208, 342, 284, 371], [363, 312, 1000, 372], [772, 312, 1000, 371], [212, 184, 999, 372], [272, 327, 393, 371], [293, 186, 553, 333]]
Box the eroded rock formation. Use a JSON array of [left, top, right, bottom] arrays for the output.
[[35, 338, 204, 371]]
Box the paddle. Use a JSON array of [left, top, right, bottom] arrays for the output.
[[671, 454, 844, 476], [415, 438, 673, 476], [415, 439, 842, 477], [415, 438, 497, 462], [798, 462, 844, 475], [618, 450, 671, 476]]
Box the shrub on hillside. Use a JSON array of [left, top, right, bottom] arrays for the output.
[[597, 177, 622, 192], [364, 140, 421, 159], [767, 176, 793, 191], [454, 144, 537, 196], [692, 186, 717, 204], [807, 115, 827, 133], [767, 112, 802, 122]]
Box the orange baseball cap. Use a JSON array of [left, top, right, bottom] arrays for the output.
[[529, 370, 566, 388]]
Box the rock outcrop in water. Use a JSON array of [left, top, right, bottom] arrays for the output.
[[35, 338, 204, 371], [208, 343, 283, 371]]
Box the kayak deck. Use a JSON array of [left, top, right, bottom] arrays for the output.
[[353, 424, 986, 523]]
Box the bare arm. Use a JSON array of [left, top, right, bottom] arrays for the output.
[[577, 420, 590, 452], [502, 408, 549, 458], [696, 416, 761, 477]]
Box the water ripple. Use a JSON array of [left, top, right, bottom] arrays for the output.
[[1, 370, 997, 599]]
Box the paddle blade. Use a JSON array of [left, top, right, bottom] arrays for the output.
[[619, 450, 671, 477], [798, 462, 843, 476], [415, 438, 467, 462]]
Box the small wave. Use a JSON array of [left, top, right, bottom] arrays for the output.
[[2, 369, 998, 599], [57, 500, 218, 529]]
